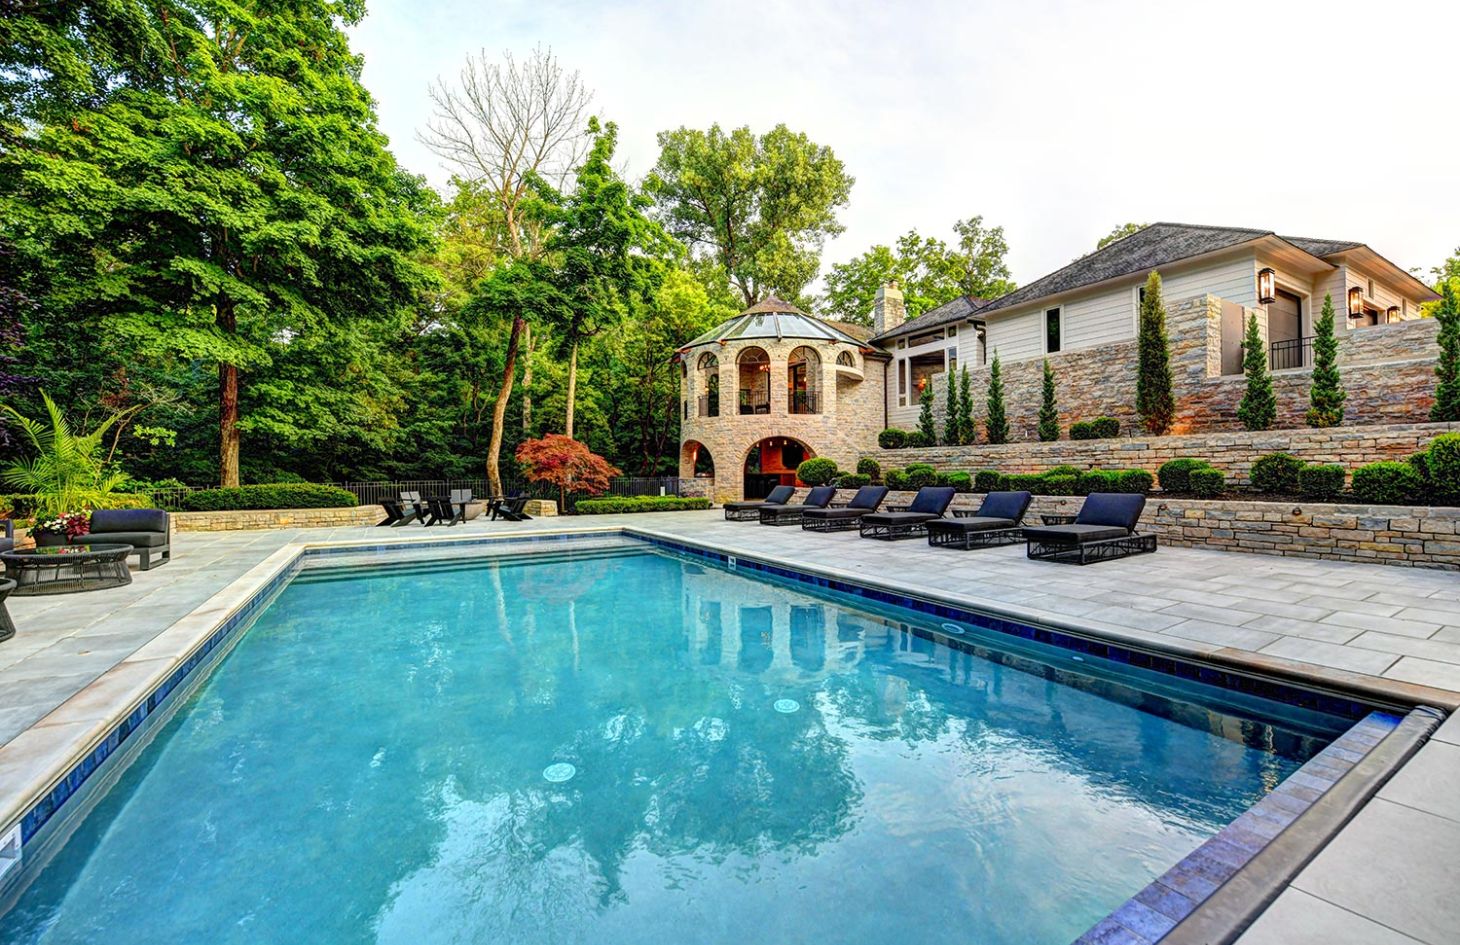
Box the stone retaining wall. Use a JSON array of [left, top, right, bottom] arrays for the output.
[[769, 487, 1460, 571], [872, 420, 1459, 485], [173, 506, 382, 531]]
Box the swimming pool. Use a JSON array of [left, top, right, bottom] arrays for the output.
[[0, 543, 1358, 944]]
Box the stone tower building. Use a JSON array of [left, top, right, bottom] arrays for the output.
[[677, 295, 889, 502]]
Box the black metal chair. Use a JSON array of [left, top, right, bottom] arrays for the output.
[[759, 486, 837, 526], [926, 491, 1033, 550], [801, 486, 889, 532], [858, 487, 957, 540], [723, 484, 795, 522], [1023, 493, 1156, 564]]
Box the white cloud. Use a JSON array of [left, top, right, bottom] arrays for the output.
[[353, 0, 1460, 291]]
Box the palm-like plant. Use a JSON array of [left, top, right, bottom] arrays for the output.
[[2, 392, 139, 520]]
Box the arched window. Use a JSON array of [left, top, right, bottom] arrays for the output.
[[836, 350, 856, 367], [787, 346, 821, 414], [696, 352, 720, 417], [737, 347, 770, 415]]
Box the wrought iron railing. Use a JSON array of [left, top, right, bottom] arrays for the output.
[[1269, 336, 1313, 370], [698, 393, 720, 418], [789, 390, 819, 414], [739, 389, 770, 414]]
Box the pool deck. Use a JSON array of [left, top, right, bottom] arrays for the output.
[[2, 509, 1458, 943]]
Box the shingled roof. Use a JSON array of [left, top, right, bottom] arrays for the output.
[[869, 294, 988, 344]]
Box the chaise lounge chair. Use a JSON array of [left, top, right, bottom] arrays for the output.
[[759, 486, 837, 526], [723, 484, 796, 522], [857, 486, 957, 540], [801, 485, 889, 532], [926, 491, 1033, 550], [1022, 492, 1156, 565]]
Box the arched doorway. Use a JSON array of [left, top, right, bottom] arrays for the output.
[[737, 347, 770, 415], [682, 440, 715, 479], [743, 436, 812, 499], [787, 346, 821, 414]]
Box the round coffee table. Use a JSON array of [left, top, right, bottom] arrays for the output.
[[0, 578, 14, 642], [0, 543, 134, 596]]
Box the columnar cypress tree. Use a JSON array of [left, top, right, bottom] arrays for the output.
[[985, 351, 1009, 444], [958, 365, 974, 445], [943, 366, 958, 445], [1432, 282, 1460, 422], [1238, 313, 1277, 431], [917, 382, 937, 444], [1136, 270, 1175, 434], [1037, 358, 1059, 441], [1306, 293, 1346, 427]]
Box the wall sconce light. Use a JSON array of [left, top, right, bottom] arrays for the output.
[[1386, 306, 1400, 323], [1257, 268, 1276, 305], [1347, 286, 1363, 318]]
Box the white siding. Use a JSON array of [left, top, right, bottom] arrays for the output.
[[1342, 261, 1427, 330], [984, 308, 1043, 362]]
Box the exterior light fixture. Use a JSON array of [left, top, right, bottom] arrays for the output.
[[1257, 268, 1276, 305], [1386, 306, 1400, 323], [1347, 286, 1363, 318]]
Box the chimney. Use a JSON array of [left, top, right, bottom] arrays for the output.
[[873, 281, 905, 335]]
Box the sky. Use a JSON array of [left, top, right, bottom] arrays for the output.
[[351, 0, 1460, 291]]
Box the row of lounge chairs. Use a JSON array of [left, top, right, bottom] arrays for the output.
[[724, 484, 1155, 564], [376, 490, 533, 527]]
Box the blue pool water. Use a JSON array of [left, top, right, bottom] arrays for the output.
[[0, 546, 1342, 945]]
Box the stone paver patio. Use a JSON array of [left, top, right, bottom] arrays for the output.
[[1, 508, 1458, 944]]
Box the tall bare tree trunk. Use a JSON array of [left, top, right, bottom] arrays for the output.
[[564, 337, 578, 439], [521, 323, 533, 434], [487, 315, 526, 496], [217, 302, 240, 487]]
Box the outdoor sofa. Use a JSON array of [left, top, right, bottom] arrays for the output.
[[926, 491, 1033, 550], [81, 508, 171, 570], [1022, 493, 1156, 565], [801, 485, 889, 532], [858, 486, 957, 540], [759, 486, 837, 526], [723, 485, 795, 522], [0, 519, 12, 554]]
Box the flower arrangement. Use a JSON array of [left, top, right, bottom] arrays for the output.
[[33, 510, 91, 538]]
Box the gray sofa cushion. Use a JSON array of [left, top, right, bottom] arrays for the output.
[[1022, 524, 1131, 544], [79, 530, 168, 548], [91, 508, 169, 535]]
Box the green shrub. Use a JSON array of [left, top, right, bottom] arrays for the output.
[[944, 470, 973, 493], [1038, 474, 1079, 496], [1112, 469, 1154, 494], [1351, 462, 1421, 505], [1045, 464, 1082, 478], [1069, 421, 1096, 440], [1005, 473, 1044, 492], [796, 457, 839, 486], [180, 483, 358, 511], [1, 493, 152, 519], [1070, 417, 1119, 440], [834, 473, 871, 489], [878, 428, 908, 449], [576, 496, 711, 515], [904, 430, 931, 448], [1075, 469, 1119, 495], [1250, 452, 1304, 495], [1422, 433, 1460, 504], [904, 462, 938, 488], [1158, 458, 1210, 493], [1297, 463, 1346, 501], [856, 457, 881, 480], [1189, 468, 1225, 498], [973, 469, 1004, 493], [884, 469, 909, 491]]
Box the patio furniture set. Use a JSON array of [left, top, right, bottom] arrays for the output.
[[376, 490, 532, 528], [726, 485, 1154, 565]]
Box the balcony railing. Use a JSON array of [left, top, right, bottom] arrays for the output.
[[1270, 336, 1313, 370], [789, 390, 820, 414], [739, 389, 770, 415], [698, 393, 720, 418]]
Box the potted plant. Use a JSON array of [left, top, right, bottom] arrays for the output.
[[31, 511, 91, 547]]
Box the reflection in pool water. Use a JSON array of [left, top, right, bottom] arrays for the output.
[[0, 547, 1335, 945]]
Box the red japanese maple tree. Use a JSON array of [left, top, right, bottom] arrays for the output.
[[515, 434, 621, 509]]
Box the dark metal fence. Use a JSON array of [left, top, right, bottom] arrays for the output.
[[1269, 336, 1313, 370]]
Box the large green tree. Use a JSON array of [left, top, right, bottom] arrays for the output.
[[1306, 293, 1346, 428], [1432, 281, 1460, 422], [1097, 222, 1147, 250], [1135, 270, 1175, 435], [2, 0, 437, 486], [821, 216, 1016, 326], [644, 123, 853, 305]]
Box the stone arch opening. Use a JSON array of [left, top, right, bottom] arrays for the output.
[[737, 346, 770, 415], [787, 345, 821, 414], [682, 439, 715, 478], [696, 352, 720, 417], [743, 435, 813, 499]]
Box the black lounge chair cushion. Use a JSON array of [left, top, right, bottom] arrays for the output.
[[1022, 523, 1132, 544], [846, 485, 889, 510], [1075, 493, 1146, 532], [930, 516, 1018, 534], [975, 491, 1032, 522], [91, 508, 169, 534], [906, 486, 957, 515], [724, 485, 795, 510], [800, 486, 836, 508], [860, 511, 940, 527], [803, 507, 870, 521]]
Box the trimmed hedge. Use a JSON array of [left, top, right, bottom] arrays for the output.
[[834, 473, 871, 489], [1039, 474, 1079, 496], [796, 457, 839, 486], [180, 483, 358, 512], [973, 469, 1004, 493], [884, 469, 909, 491], [1005, 473, 1044, 492], [904, 430, 932, 448], [1297, 463, 1346, 501], [1189, 468, 1225, 498], [877, 428, 908, 449], [904, 463, 938, 488], [576, 496, 712, 515], [942, 470, 973, 493], [1351, 462, 1421, 505], [1158, 458, 1209, 493], [856, 457, 881, 480], [1112, 469, 1154, 494], [1045, 464, 1082, 478], [1415, 433, 1460, 504], [1250, 452, 1304, 495], [1070, 416, 1119, 440], [1076, 469, 1119, 494]]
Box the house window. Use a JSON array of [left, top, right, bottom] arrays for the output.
[[909, 329, 944, 348], [836, 350, 855, 367], [1045, 307, 1062, 353], [976, 325, 988, 365], [897, 339, 906, 349], [946, 346, 958, 376], [897, 359, 907, 406], [1367, 278, 1375, 297], [947, 326, 957, 337]]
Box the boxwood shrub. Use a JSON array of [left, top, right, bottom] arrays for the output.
[[904, 463, 938, 488], [1351, 462, 1421, 505], [1189, 468, 1225, 498], [1005, 473, 1045, 492], [576, 496, 712, 514], [884, 468, 909, 491], [1158, 458, 1210, 493], [856, 457, 881, 480], [1297, 463, 1346, 501], [877, 428, 908, 449], [973, 469, 1004, 493], [1038, 474, 1079, 496], [796, 457, 839, 486], [834, 473, 871, 489], [180, 483, 358, 511], [943, 470, 973, 493], [1249, 452, 1304, 495], [903, 430, 931, 448], [1045, 464, 1082, 478], [1113, 469, 1154, 494], [1071, 417, 1120, 440], [1416, 433, 1460, 504], [1075, 469, 1119, 494]]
